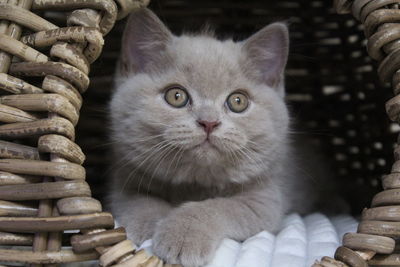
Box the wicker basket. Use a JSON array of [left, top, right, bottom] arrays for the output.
[[0, 0, 156, 266], [0, 0, 399, 266]]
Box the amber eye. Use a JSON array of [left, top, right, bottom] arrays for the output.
[[164, 86, 189, 108], [227, 92, 249, 113]]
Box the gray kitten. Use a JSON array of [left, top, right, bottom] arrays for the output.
[[109, 8, 318, 267]]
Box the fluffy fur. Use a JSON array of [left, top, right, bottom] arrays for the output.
[[109, 8, 319, 266]]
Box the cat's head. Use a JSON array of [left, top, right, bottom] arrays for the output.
[[111, 9, 290, 186]]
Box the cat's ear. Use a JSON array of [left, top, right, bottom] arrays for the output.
[[119, 8, 173, 76], [242, 23, 289, 90]]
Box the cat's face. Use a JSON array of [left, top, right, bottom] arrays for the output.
[[111, 9, 289, 186]]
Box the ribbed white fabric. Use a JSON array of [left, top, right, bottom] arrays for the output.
[[143, 213, 357, 267]]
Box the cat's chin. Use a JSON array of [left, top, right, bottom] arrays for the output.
[[190, 141, 221, 164]]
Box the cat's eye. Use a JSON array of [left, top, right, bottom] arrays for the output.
[[227, 92, 249, 113], [164, 86, 189, 108]]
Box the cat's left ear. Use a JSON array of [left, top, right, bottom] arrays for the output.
[[242, 23, 289, 91]]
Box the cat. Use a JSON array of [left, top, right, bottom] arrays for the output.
[[108, 8, 322, 267]]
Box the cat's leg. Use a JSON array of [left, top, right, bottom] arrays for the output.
[[152, 188, 285, 267], [110, 194, 172, 245]]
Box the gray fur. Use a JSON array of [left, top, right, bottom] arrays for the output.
[[109, 8, 317, 266]]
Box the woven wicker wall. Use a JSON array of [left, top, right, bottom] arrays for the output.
[[80, 0, 395, 213], [0, 1, 153, 265]]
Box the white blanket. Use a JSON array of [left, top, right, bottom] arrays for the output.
[[67, 213, 358, 267], [138, 213, 358, 267]]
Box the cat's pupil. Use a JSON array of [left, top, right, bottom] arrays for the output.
[[235, 97, 241, 105], [175, 92, 181, 100]]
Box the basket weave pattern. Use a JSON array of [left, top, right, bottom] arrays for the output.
[[0, 0, 154, 266]]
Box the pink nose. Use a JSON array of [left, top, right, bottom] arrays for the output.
[[197, 120, 220, 135]]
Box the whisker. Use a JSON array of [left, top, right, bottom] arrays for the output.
[[145, 121, 172, 128], [164, 144, 183, 179], [146, 143, 177, 196], [92, 134, 165, 150], [105, 149, 136, 176], [135, 141, 174, 193], [218, 139, 240, 166], [107, 133, 166, 174], [111, 138, 168, 176], [221, 139, 261, 184], [90, 140, 122, 149], [120, 140, 171, 193], [129, 134, 165, 143]]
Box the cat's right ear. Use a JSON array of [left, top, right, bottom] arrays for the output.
[[119, 8, 173, 76], [241, 23, 289, 92]]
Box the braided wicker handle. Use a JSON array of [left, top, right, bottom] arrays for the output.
[[315, 1, 400, 266]]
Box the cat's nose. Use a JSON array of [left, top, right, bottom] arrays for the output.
[[197, 120, 220, 135]]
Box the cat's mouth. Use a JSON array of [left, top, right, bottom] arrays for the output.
[[194, 138, 219, 151]]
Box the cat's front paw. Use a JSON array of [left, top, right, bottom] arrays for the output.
[[124, 216, 157, 246], [152, 205, 220, 267]]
